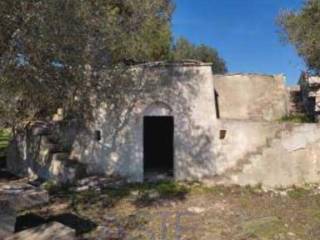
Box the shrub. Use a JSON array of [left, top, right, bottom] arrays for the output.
[[279, 114, 315, 123]]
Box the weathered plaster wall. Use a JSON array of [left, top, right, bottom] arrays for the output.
[[212, 120, 320, 188], [214, 74, 288, 121], [71, 63, 218, 182]]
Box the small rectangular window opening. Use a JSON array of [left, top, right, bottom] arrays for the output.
[[95, 130, 102, 141], [220, 130, 226, 140]]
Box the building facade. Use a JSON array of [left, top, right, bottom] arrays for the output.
[[7, 62, 320, 188]]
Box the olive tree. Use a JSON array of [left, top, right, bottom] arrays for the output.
[[0, 0, 174, 129]]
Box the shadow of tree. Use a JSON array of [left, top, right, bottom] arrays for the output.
[[67, 180, 190, 211], [132, 181, 189, 207], [8, 63, 218, 186], [15, 212, 97, 235], [48, 213, 97, 235], [15, 213, 46, 232], [0, 169, 20, 182]]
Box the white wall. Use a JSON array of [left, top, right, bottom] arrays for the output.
[[71, 63, 218, 182], [214, 74, 288, 121]]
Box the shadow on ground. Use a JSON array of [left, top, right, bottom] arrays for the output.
[[67, 180, 190, 210], [0, 169, 20, 181], [16, 212, 97, 235]]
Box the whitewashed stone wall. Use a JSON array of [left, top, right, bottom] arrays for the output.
[[70, 63, 218, 182]]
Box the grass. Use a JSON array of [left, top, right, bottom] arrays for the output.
[[0, 129, 11, 164], [240, 216, 286, 239], [0, 129, 11, 149], [279, 114, 315, 123], [287, 186, 311, 199], [19, 181, 320, 240], [41, 180, 191, 213]]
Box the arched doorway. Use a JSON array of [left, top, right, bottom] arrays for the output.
[[143, 102, 174, 179]]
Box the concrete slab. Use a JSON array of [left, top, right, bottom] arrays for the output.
[[0, 182, 49, 211]]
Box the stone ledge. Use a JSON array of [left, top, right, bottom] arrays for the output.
[[0, 182, 49, 211]]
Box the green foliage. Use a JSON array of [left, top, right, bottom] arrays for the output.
[[172, 37, 227, 73], [0, 129, 11, 149], [0, 0, 174, 127], [0, 1, 227, 128], [278, 0, 320, 74], [41, 180, 60, 194], [0, 129, 11, 163], [279, 114, 315, 123], [155, 180, 189, 197], [287, 186, 311, 199]]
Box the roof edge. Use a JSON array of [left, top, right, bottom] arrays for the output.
[[213, 72, 285, 78], [133, 60, 213, 68]]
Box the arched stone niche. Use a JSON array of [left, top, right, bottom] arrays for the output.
[[143, 101, 173, 116]]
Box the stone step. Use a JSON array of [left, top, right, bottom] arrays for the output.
[[0, 182, 49, 211], [30, 122, 53, 136], [42, 135, 72, 153], [52, 153, 70, 162], [44, 134, 60, 144], [228, 132, 285, 177], [49, 159, 86, 184], [48, 144, 69, 153], [40, 138, 68, 153], [5, 222, 76, 240]]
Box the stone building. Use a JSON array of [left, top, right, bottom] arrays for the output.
[[7, 61, 320, 188], [298, 73, 320, 120]]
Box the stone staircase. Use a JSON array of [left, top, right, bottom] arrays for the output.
[[287, 86, 305, 115], [216, 125, 289, 184], [30, 121, 86, 184]]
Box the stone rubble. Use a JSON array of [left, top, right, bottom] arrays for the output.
[[187, 206, 206, 214], [92, 225, 122, 240], [0, 180, 49, 239], [0, 182, 49, 211], [74, 176, 126, 192], [0, 200, 16, 239]]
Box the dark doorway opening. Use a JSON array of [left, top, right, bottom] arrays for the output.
[[143, 116, 174, 177], [214, 89, 220, 119]]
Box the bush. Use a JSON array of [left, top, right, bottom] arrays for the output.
[[279, 114, 315, 123], [0, 129, 11, 165]]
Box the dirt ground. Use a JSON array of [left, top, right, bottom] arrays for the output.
[[14, 180, 320, 240]]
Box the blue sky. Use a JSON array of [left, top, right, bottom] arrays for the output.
[[172, 0, 305, 85]]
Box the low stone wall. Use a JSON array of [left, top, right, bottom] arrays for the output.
[[213, 120, 320, 188], [6, 121, 85, 183], [214, 74, 288, 121]]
